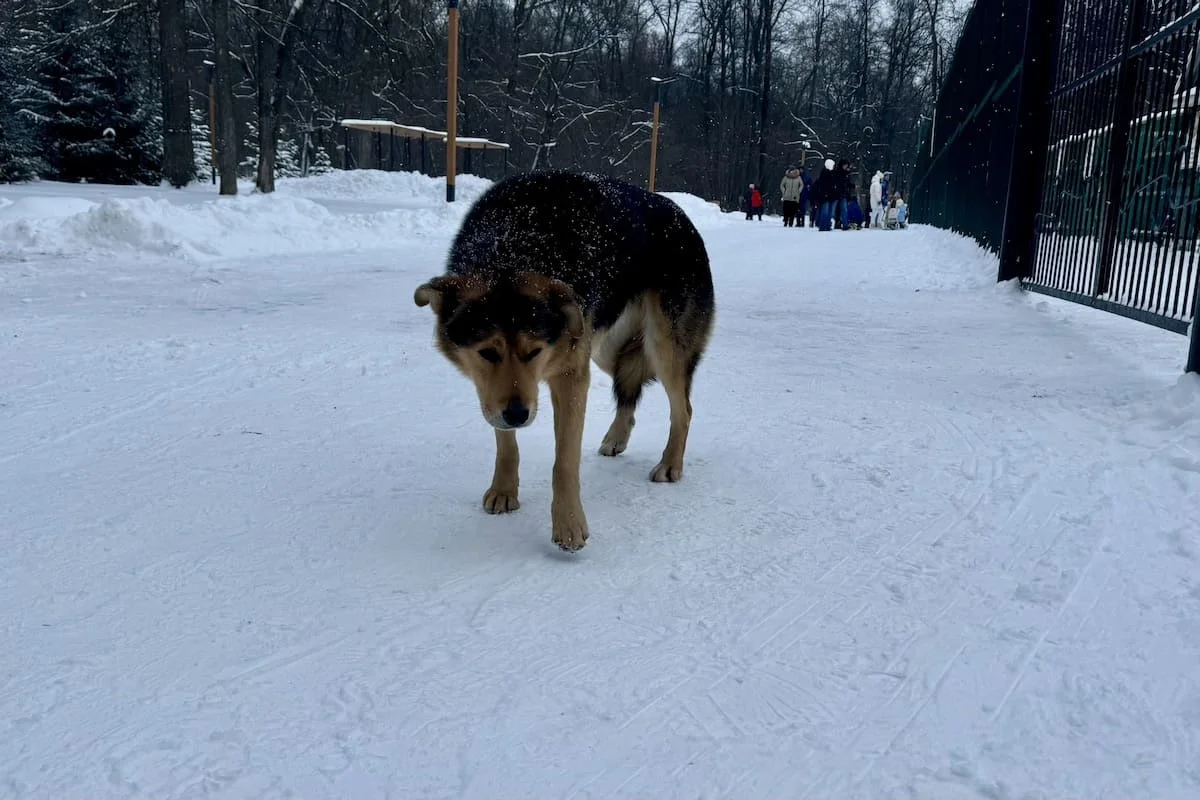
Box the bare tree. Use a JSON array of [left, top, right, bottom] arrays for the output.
[[0, 0, 972, 202]]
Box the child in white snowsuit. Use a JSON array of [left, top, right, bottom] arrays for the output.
[[870, 171, 887, 229]]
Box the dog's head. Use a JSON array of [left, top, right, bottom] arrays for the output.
[[414, 272, 584, 430]]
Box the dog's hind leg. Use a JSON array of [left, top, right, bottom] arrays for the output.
[[644, 294, 710, 483], [599, 335, 654, 457], [548, 365, 590, 551], [483, 429, 520, 513]]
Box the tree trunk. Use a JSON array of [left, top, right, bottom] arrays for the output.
[[255, 0, 318, 194], [756, 0, 776, 185], [212, 0, 239, 195], [158, 0, 194, 187], [255, 7, 278, 193]]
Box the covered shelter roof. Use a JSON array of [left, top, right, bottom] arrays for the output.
[[339, 119, 508, 150]]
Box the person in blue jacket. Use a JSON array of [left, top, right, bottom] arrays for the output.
[[799, 166, 814, 227]]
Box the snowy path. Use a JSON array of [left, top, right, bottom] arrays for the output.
[[2, 185, 1199, 798]]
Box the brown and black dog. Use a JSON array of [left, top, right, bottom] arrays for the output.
[[414, 170, 715, 552]]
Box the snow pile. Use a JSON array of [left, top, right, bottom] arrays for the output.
[[659, 191, 737, 229], [897, 223, 1001, 290], [0, 171, 733, 263], [0, 170, 490, 263], [0, 195, 98, 222], [1122, 372, 1200, 445], [275, 168, 494, 206]]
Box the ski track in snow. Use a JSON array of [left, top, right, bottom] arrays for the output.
[[2, 177, 1200, 799]]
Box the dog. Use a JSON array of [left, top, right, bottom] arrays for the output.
[[413, 170, 715, 552]]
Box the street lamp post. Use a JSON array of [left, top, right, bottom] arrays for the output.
[[446, 0, 460, 202]]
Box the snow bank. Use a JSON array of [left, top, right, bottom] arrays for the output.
[[1130, 372, 1200, 437], [658, 191, 737, 229], [274, 168, 494, 205], [900, 224, 1001, 291], [0, 170, 493, 263], [0, 171, 734, 263]]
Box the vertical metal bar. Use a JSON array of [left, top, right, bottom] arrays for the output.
[[1138, 44, 1173, 316], [1160, 28, 1197, 320], [649, 94, 662, 191], [1188, 274, 1200, 373], [1172, 124, 1200, 320], [1117, 57, 1150, 309], [999, 0, 1064, 282], [1094, 0, 1148, 298], [446, 0, 460, 202], [421, 134, 427, 175]]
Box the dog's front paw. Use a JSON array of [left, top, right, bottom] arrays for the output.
[[483, 487, 520, 514], [598, 436, 627, 457], [551, 503, 589, 552], [649, 461, 683, 483]]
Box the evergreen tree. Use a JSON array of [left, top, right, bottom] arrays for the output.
[[0, 2, 45, 181], [23, 1, 161, 184]]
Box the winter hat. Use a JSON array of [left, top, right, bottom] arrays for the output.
[[824, 158, 835, 171]]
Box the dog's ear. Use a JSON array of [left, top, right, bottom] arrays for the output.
[[542, 278, 584, 340], [413, 275, 461, 316]]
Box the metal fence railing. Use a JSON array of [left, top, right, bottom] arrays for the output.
[[1031, 0, 1200, 335], [909, 0, 1030, 253], [912, 0, 1200, 374]]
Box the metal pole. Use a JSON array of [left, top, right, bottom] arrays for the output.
[[1188, 276, 1200, 373], [997, 0, 1064, 282], [648, 88, 661, 192], [446, 0, 460, 202], [1093, 0, 1147, 298]]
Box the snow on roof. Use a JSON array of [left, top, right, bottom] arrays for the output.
[[339, 120, 508, 148]]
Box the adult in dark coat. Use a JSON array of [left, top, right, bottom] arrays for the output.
[[811, 159, 846, 232]]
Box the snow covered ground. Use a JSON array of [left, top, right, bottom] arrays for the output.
[[2, 171, 1199, 799]]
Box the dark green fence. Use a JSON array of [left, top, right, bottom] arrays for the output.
[[909, 0, 1031, 253], [912, 0, 1200, 374]]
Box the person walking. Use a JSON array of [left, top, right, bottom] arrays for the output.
[[779, 166, 804, 227], [744, 183, 764, 220]]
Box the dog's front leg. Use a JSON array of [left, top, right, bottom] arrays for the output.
[[483, 429, 520, 513], [548, 367, 589, 551]]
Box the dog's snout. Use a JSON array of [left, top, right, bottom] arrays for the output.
[[501, 399, 530, 428]]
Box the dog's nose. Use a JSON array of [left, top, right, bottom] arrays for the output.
[[501, 400, 529, 427]]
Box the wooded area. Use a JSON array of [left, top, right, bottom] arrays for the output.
[[0, 0, 967, 206]]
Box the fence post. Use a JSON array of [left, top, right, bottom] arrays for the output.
[[1188, 276, 1200, 374], [997, 0, 1063, 282], [1093, 0, 1148, 298]]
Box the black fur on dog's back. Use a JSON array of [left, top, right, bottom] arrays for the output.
[[445, 170, 715, 337]]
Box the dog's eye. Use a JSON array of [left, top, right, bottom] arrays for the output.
[[521, 348, 543, 363], [479, 347, 502, 364]]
